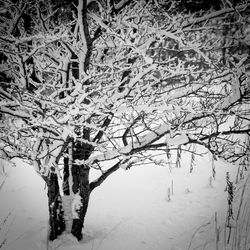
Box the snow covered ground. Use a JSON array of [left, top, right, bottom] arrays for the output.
[[0, 152, 249, 250]]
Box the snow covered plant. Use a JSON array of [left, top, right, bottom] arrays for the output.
[[0, 0, 250, 242]]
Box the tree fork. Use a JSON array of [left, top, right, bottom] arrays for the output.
[[68, 126, 93, 240]]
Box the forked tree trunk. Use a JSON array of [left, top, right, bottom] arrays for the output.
[[60, 135, 92, 241], [46, 172, 65, 240], [61, 162, 91, 241], [46, 165, 91, 241]]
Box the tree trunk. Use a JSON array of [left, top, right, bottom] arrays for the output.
[[70, 131, 93, 241], [62, 156, 73, 233], [63, 156, 70, 195], [45, 159, 91, 241], [71, 164, 90, 241], [46, 172, 65, 241]]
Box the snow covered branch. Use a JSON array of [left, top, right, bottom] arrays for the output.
[[89, 159, 124, 191], [0, 0, 249, 176]]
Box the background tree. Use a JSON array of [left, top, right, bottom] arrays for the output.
[[0, 0, 250, 242]]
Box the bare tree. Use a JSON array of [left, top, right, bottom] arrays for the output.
[[0, 0, 249, 241]]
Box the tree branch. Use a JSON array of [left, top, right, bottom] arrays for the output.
[[89, 159, 125, 191], [122, 115, 142, 146], [93, 113, 113, 143], [180, 4, 248, 31], [197, 128, 250, 142]]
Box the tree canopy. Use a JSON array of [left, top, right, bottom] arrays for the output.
[[1, 0, 250, 241], [1, 0, 249, 172]]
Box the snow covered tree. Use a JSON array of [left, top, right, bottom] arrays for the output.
[[0, 0, 250, 241]]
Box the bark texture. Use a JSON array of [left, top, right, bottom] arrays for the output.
[[71, 165, 90, 240], [63, 156, 70, 196], [46, 172, 65, 240], [70, 134, 92, 240]]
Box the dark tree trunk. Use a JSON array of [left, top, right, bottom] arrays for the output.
[[63, 155, 70, 196], [70, 128, 93, 240], [71, 165, 90, 241], [46, 172, 65, 241]]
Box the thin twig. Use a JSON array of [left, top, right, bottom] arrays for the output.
[[188, 221, 211, 250]]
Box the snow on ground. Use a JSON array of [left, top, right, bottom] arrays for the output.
[[0, 152, 249, 250], [0, 159, 48, 250]]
